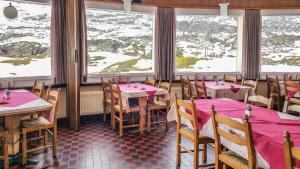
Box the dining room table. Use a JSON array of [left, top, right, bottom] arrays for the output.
[[0, 89, 52, 156], [118, 83, 170, 134], [190, 81, 251, 100], [167, 98, 300, 169]]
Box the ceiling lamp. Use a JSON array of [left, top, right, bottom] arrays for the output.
[[219, 1, 229, 17], [123, 0, 133, 13], [3, 2, 18, 19]]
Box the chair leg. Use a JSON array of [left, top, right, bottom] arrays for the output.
[[147, 110, 151, 132], [165, 108, 169, 132], [53, 126, 57, 157], [112, 109, 116, 130], [119, 112, 123, 137], [176, 133, 181, 166], [222, 164, 227, 169], [3, 137, 8, 169], [44, 130, 48, 147], [22, 131, 27, 165], [194, 142, 199, 169], [103, 101, 106, 122], [202, 143, 207, 163]]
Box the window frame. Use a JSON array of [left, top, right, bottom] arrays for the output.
[[174, 8, 244, 75], [260, 9, 300, 75], [0, 0, 52, 83], [85, 1, 156, 78]]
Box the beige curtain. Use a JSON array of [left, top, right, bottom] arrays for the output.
[[155, 7, 176, 81], [243, 9, 261, 79], [79, 0, 88, 83], [51, 0, 67, 84]]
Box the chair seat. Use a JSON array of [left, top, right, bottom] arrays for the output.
[[290, 98, 300, 104], [179, 127, 214, 143], [114, 105, 140, 113], [219, 151, 248, 169], [148, 101, 168, 110], [21, 117, 51, 128]]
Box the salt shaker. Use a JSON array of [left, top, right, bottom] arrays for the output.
[[244, 105, 252, 116]]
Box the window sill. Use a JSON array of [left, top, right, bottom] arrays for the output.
[[87, 72, 156, 83]]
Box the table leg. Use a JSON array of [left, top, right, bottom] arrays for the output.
[[139, 97, 147, 134], [5, 115, 20, 155]]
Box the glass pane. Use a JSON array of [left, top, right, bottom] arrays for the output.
[[176, 15, 239, 72], [261, 16, 300, 72], [0, 1, 51, 77], [86, 8, 154, 74]]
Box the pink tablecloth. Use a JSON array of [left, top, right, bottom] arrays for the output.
[[0, 91, 39, 107], [119, 84, 170, 106], [188, 99, 300, 169]]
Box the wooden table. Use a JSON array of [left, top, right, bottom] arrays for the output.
[[0, 90, 52, 155], [119, 83, 169, 134], [190, 81, 251, 100]]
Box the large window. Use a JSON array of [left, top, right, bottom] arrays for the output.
[[86, 6, 154, 74], [0, 1, 51, 78], [176, 13, 241, 72], [261, 15, 300, 72]]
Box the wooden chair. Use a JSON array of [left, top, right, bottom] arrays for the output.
[[180, 75, 192, 99], [175, 94, 214, 169], [0, 129, 9, 169], [111, 83, 140, 137], [101, 78, 113, 123], [284, 131, 300, 169], [244, 92, 274, 109], [32, 81, 45, 98], [267, 75, 282, 111], [194, 80, 207, 99], [286, 97, 300, 115], [147, 81, 171, 132], [241, 79, 258, 95], [211, 106, 256, 169], [145, 75, 156, 86], [21, 88, 60, 165], [195, 74, 206, 81], [223, 75, 237, 84], [284, 80, 300, 97]]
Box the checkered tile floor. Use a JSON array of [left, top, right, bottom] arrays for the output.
[[10, 117, 214, 169]]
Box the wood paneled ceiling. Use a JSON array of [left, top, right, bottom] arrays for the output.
[[86, 0, 300, 9]]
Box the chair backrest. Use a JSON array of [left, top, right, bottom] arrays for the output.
[[286, 98, 300, 114], [194, 80, 207, 99], [111, 83, 123, 108], [101, 78, 112, 102], [211, 106, 256, 169], [266, 75, 281, 97], [195, 73, 206, 81], [145, 75, 156, 87], [242, 79, 258, 94], [284, 131, 300, 169], [32, 81, 45, 98], [223, 75, 237, 84], [244, 93, 274, 109], [284, 80, 300, 97], [44, 87, 60, 124], [157, 81, 171, 105], [158, 81, 171, 94], [180, 75, 191, 99], [175, 93, 199, 133]]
